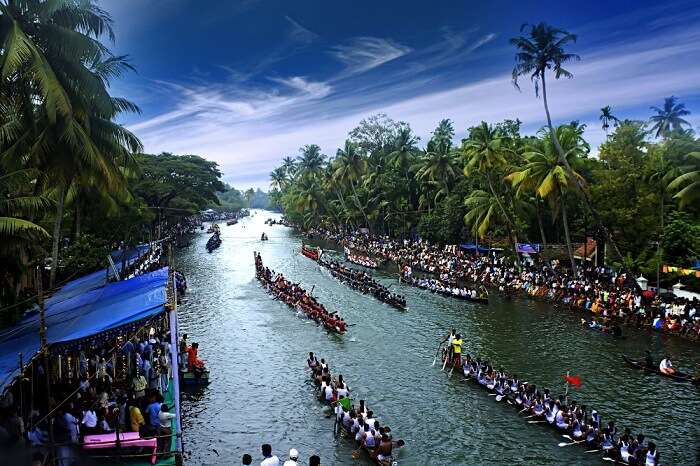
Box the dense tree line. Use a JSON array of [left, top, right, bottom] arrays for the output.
[[270, 24, 699, 287], [0, 2, 228, 319]]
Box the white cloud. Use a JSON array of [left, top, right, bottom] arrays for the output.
[[330, 37, 412, 75], [127, 19, 700, 189], [268, 76, 332, 99], [284, 16, 318, 44]]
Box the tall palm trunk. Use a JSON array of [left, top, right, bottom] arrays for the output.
[[559, 190, 577, 276], [535, 200, 547, 245], [333, 186, 354, 228], [50, 184, 66, 288], [540, 71, 628, 275], [74, 201, 82, 240], [486, 176, 520, 266], [350, 179, 371, 231]]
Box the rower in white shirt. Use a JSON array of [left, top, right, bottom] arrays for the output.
[[659, 355, 676, 375]]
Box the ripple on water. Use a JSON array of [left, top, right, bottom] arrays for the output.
[[176, 211, 700, 465]]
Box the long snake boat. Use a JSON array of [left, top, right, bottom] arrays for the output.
[[436, 347, 663, 465], [254, 252, 347, 334], [317, 256, 407, 310], [307, 353, 403, 465], [399, 272, 488, 304], [301, 244, 321, 261]]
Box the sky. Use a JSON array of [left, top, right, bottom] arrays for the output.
[[101, 0, 700, 189]]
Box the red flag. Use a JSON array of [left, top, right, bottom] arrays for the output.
[[563, 374, 582, 387]]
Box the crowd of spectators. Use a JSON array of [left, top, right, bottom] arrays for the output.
[[0, 322, 177, 465], [307, 226, 700, 341]]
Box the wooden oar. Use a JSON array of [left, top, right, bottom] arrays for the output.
[[558, 438, 587, 447], [585, 449, 600, 453], [528, 420, 547, 424], [432, 340, 446, 366]]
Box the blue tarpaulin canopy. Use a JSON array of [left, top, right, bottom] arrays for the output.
[[0, 267, 169, 393], [459, 243, 491, 253], [50, 245, 151, 304]]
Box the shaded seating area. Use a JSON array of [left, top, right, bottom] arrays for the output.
[[0, 266, 182, 466]]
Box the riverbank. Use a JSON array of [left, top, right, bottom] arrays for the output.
[[297, 224, 699, 344], [176, 211, 699, 465]]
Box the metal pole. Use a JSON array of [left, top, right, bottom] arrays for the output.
[[168, 247, 184, 460], [37, 267, 56, 464], [18, 353, 24, 427]]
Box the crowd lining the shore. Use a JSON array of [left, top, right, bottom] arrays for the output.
[[305, 226, 700, 340]]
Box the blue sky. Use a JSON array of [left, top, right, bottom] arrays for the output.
[[102, 0, 700, 189]]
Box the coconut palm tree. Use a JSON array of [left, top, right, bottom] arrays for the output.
[[281, 156, 297, 179], [244, 188, 255, 207], [412, 120, 460, 210], [333, 140, 370, 228], [1, 1, 143, 286], [511, 22, 628, 273], [463, 189, 507, 239], [387, 127, 419, 181], [649, 96, 691, 139], [463, 121, 520, 259], [296, 145, 325, 179], [667, 151, 699, 208], [0, 169, 50, 242], [510, 23, 579, 160], [270, 167, 288, 191], [507, 125, 589, 275], [599, 106, 619, 134]]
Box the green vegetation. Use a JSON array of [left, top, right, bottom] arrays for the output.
[[270, 27, 699, 287], [0, 2, 229, 317]]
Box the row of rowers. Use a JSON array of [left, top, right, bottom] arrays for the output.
[[307, 353, 404, 462], [255, 253, 348, 333], [443, 331, 661, 466]]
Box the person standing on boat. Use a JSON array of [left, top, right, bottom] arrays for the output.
[[659, 355, 676, 375], [451, 334, 463, 368]]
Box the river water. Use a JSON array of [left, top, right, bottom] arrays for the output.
[[175, 210, 699, 466]]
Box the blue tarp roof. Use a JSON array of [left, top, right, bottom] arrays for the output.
[[459, 243, 491, 253], [52, 245, 151, 304], [0, 267, 169, 393]]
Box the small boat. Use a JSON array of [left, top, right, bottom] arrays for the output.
[[622, 355, 698, 384], [227, 218, 238, 226], [206, 233, 221, 253], [301, 245, 321, 261], [261, 233, 268, 241], [180, 368, 211, 386], [580, 319, 625, 339]]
